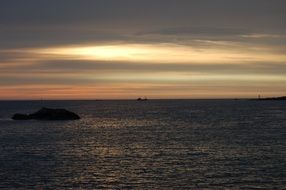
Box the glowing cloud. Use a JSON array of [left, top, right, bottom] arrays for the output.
[[26, 43, 286, 64]]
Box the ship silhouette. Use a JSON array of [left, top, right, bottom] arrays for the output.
[[137, 97, 148, 101]]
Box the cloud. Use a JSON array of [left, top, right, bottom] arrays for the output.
[[0, 27, 131, 49], [138, 26, 286, 48], [1, 58, 286, 77], [0, 0, 286, 49], [241, 34, 283, 39], [141, 26, 248, 37], [1, 0, 286, 27]]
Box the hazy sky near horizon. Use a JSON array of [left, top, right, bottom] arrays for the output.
[[0, 0, 286, 99]]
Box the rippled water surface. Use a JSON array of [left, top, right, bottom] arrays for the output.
[[0, 100, 285, 189]]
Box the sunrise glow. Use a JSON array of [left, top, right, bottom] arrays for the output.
[[0, 1, 285, 99], [27, 43, 286, 64]]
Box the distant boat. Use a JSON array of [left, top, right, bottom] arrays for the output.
[[137, 97, 148, 101]]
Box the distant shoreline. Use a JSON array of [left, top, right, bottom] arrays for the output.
[[252, 96, 286, 101], [0, 98, 254, 101]]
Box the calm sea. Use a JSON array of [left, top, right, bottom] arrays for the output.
[[0, 100, 285, 189]]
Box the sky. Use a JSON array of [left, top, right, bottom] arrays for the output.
[[0, 0, 286, 99]]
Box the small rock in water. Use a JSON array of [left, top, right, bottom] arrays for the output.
[[12, 107, 80, 120]]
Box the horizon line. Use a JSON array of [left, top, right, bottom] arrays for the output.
[[0, 98, 254, 101]]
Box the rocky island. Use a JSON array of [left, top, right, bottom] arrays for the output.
[[12, 107, 80, 120]]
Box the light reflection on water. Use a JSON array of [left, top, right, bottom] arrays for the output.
[[0, 100, 285, 189]]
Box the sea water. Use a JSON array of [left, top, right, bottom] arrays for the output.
[[0, 100, 285, 189]]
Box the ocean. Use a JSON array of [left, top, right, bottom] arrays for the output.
[[0, 100, 285, 189]]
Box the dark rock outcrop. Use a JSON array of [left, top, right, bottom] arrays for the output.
[[12, 107, 80, 120], [12, 114, 31, 120], [256, 96, 286, 101]]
